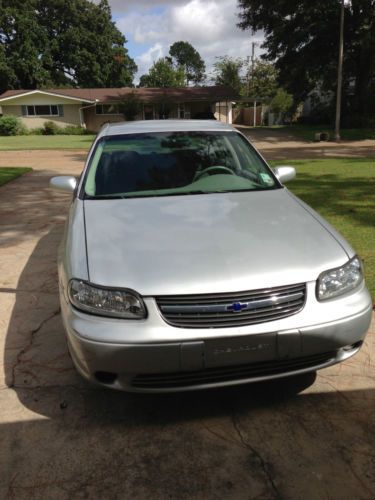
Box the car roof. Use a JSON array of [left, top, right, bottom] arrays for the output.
[[98, 119, 235, 138]]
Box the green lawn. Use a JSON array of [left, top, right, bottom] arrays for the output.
[[270, 157, 375, 298], [0, 167, 32, 186], [282, 125, 375, 142], [0, 134, 96, 150]]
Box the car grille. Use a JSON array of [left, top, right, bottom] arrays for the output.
[[155, 283, 306, 328], [131, 351, 336, 389]]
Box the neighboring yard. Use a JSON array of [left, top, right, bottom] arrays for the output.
[[281, 125, 375, 142], [270, 157, 375, 297], [0, 167, 32, 186], [0, 135, 95, 150], [0, 127, 373, 149]]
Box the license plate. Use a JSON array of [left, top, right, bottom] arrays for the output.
[[204, 333, 277, 368]]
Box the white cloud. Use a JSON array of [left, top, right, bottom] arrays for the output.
[[108, 0, 187, 12], [117, 12, 166, 45], [136, 43, 165, 77], [114, 0, 264, 82], [116, 12, 164, 44], [169, 0, 229, 44]]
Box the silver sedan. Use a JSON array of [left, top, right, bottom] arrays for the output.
[[50, 120, 372, 392]]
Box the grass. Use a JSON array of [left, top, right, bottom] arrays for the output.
[[281, 125, 375, 142], [0, 167, 32, 186], [0, 134, 96, 150], [270, 157, 375, 298]]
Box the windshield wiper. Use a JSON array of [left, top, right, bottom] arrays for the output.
[[84, 194, 126, 200], [171, 190, 210, 196]]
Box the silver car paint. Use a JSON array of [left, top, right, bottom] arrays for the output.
[[58, 201, 88, 302], [83, 189, 349, 296], [55, 120, 372, 392]]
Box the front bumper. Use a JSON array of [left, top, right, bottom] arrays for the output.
[[61, 283, 373, 392]]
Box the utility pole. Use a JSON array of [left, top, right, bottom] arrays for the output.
[[246, 56, 250, 96], [251, 41, 258, 126], [335, 0, 345, 142], [251, 41, 256, 74], [247, 41, 258, 96]]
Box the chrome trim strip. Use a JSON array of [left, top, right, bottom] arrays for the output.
[[160, 291, 303, 314]]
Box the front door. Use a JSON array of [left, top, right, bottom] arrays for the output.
[[144, 105, 154, 120]]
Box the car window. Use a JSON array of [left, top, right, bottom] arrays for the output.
[[83, 131, 279, 198]]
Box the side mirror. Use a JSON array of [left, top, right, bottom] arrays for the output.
[[50, 176, 77, 193], [273, 166, 296, 184]]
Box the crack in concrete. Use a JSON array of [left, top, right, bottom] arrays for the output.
[[1, 383, 86, 392], [231, 412, 282, 500], [0, 288, 57, 295], [9, 308, 61, 388], [200, 422, 244, 448]]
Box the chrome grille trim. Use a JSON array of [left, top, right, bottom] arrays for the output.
[[155, 283, 306, 328], [161, 291, 304, 314]]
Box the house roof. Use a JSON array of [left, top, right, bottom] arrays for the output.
[[0, 86, 238, 104], [0, 89, 94, 104]]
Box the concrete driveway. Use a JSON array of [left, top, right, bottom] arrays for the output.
[[0, 147, 374, 499]]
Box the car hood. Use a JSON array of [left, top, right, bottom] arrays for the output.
[[83, 189, 349, 296]]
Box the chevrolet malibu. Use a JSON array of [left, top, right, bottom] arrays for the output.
[[50, 120, 372, 392]]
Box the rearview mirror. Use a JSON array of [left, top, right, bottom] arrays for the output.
[[50, 176, 77, 193], [273, 166, 296, 184]]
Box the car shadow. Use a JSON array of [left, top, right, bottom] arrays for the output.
[[2, 220, 375, 498]]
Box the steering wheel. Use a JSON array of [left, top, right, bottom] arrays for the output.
[[193, 165, 235, 181]]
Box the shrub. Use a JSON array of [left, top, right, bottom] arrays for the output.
[[42, 121, 60, 135], [60, 125, 87, 135], [26, 122, 91, 136], [0, 115, 25, 136], [118, 92, 142, 121], [269, 89, 294, 116], [29, 127, 44, 135]]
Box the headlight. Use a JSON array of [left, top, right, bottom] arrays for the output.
[[317, 256, 363, 301], [68, 280, 146, 319]]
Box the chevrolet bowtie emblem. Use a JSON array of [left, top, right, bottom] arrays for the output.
[[227, 302, 247, 312]]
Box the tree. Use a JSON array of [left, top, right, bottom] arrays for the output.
[[245, 61, 278, 102], [169, 41, 206, 85], [269, 88, 294, 119], [118, 92, 142, 121], [238, 0, 375, 124], [0, 45, 17, 91], [245, 60, 294, 119], [139, 58, 186, 88], [0, 0, 137, 92], [212, 56, 243, 94]]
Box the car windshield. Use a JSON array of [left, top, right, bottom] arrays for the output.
[[83, 131, 280, 199]]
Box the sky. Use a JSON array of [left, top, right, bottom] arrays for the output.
[[105, 0, 263, 84]]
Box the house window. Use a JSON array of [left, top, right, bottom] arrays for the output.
[[96, 104, 121, 115], [26, 105, 59, 116]]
